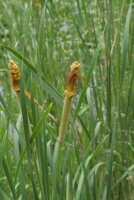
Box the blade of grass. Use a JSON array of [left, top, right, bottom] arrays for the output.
[[40, 117, 50, 200], [0, 131, 7, 166], [119, 3, 132, 92], [106, 0, 112, 134], [2, 158, 17, 200], [38, 2, 47, 56], [0, 188, 10, 200], [66, 173, 71, 200], [86, 87, 95, 147], [60, 148, 70, 200], [0, 94, 19, 134], [23, 1, 32, 54], [20, 66, 39, 200], [81, 158, 91, 200], [47, 140, 53, 171], [106, 118, 116, 200], [13, 115, 29, 200]]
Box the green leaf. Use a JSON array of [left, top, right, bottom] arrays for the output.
[[0, 94, 19, 134], [2, 158, 17, 200], [0, 131, 8, 166], [119, 3, 132, 92]]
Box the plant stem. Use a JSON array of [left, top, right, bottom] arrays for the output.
[[52, 95, 72, 200], [16, 91, 21, 110], [66, 173, 71, 200], [16, 91, 32, 136], [58, 95, 72, 143]]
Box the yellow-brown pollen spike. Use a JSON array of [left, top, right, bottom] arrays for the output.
[[64, 61, 82, 97], [8, 60, 21, 92]]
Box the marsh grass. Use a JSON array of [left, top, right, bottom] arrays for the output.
[[0, 0, 134, 199]]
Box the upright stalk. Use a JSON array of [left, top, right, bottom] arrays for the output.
[[8, 60, 38, 198], [52, 61, 82, 200], [58, 96, 72, 143], [8, 60, 32, 136]]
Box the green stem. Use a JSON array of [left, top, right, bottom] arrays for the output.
[[58, 95, 72, 143], [66, 173, 71, 200], [16, 91, 21, 110], [52, 141, 61, 200], [16, 91, 32, 136], [52, 95, 72, 200]]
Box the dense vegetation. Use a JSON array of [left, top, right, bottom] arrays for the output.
[[0, 0, 134, 199]]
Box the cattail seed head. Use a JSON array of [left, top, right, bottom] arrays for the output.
[[64, 61, 82, 97], [8, 60, 20, 91]]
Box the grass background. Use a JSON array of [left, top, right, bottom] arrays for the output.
[[0, 0, 134, 199]]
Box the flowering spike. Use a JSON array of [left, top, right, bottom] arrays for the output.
[[64, 61, 82, 97], [8, 60, 20, 92]]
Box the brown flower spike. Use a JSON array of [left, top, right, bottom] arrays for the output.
[[64, 61, 82, 97], [8, 60, 20, 92]]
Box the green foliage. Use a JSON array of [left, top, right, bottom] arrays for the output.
[[0, 0, 134, 199]]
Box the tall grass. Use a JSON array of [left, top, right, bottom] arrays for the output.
[[0, 0, 134, 199]]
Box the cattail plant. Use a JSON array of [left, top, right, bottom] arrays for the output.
[[8, 60, 56, 122], [8, 60, 32, 135], [58, 61, 82, 142], [52, 61, 82, 200], [8, 60, 39, 110]]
